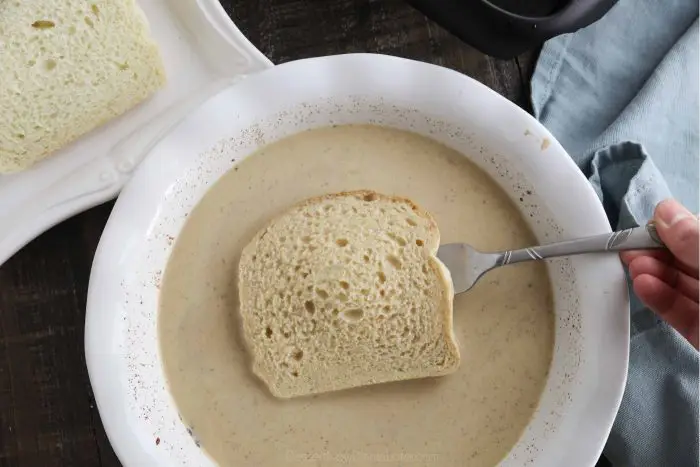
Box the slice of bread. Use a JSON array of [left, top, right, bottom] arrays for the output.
[[0, 0, 166, 173], [238, 190, 460, 398]]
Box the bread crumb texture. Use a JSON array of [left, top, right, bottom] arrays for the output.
[[238, 190, 460, 398], [0, 0, 166, 172]]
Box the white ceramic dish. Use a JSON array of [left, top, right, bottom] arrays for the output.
[[0, 0, 271, 266], [85, 54, 629, 466]]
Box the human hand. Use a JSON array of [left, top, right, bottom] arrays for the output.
[[620, 199, 699, 350]]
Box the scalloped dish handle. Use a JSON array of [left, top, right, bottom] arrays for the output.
[[0, 77, 247, 266]]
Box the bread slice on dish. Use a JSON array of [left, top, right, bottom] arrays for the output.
[[238, 190, 460, 398], [0, 0, 166, 173]]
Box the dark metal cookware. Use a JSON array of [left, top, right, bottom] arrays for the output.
[[406, 0, 618, 58]]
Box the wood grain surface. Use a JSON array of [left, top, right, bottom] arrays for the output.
[[0, 1, 596, 466]]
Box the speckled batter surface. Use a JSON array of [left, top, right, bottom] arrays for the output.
[[159, 125, 554, 466]]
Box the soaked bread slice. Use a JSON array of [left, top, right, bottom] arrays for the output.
[[238, 190, 460, 398]]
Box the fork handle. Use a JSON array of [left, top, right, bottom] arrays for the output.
[[498, 222, 665, 266]]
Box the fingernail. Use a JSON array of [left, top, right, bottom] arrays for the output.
[[656, 199, 693, 228]]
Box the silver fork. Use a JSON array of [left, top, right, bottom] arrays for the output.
[[437, 223, 665, 294]]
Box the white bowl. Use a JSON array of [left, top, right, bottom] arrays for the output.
[[85, 53, 629, 466]]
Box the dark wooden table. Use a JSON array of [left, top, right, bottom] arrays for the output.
[[0, 1, 599, 466]]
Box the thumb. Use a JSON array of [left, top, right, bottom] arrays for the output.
[[654, 199, 699, 271]]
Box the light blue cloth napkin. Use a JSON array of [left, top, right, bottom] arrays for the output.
[[531, 1, 699, 465]]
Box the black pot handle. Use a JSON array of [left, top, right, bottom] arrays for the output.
[[406, 0, 535, 58], [407, 0, 618, 58], [483, 0, 619, 40]]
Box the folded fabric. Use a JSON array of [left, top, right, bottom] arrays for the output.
[[531, 0, 699, 465]]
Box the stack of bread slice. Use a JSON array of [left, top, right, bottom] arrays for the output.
[[0, 0, 166, 172]]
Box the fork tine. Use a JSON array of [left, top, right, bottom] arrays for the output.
[[437, 243, 472, 294]]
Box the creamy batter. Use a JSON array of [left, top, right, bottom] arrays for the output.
[[159, 125, 554, 467]]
